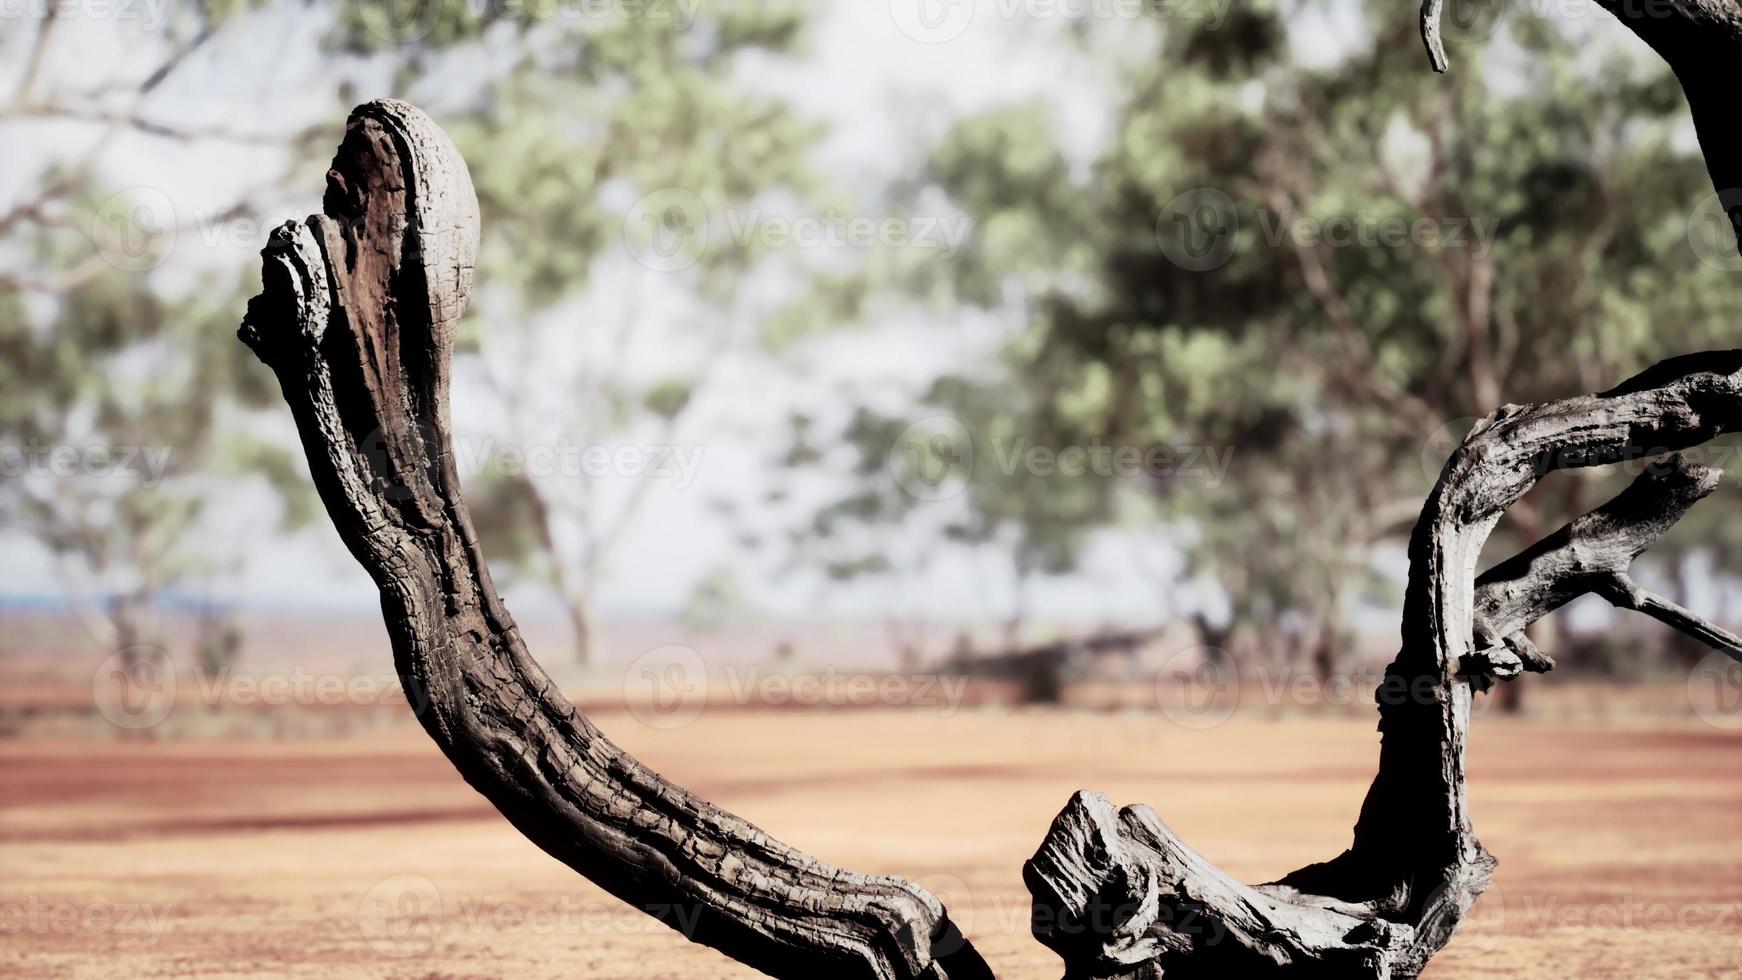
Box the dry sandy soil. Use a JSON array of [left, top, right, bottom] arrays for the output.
[[2, 709, 1738, 979]]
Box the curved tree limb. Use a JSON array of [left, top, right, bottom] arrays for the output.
[[1027, 351, 1742, 979], [238, 99, 990, 980]]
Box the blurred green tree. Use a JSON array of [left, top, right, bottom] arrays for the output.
[[333, 0, 827, 665], [793, 5, 1742, 678], [0, 6, 318, 666]]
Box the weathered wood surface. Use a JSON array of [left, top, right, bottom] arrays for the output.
[[240, 95, 1738, 980], [239, 99, 991, 980], [1013, 7, 1742, 971], [1027, 353, 1742, 979]]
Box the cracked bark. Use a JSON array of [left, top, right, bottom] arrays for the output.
[[238, 100, 990, 980], [241, 97, 1738, 980], [1032, 2, 1742, 964], [1026, 352, 1742, 979]]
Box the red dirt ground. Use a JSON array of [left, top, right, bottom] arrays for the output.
[[2, 710, 1739, 978]]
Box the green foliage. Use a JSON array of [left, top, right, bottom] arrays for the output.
[[643, 378, 694, 420], [0, 253, 309, 599], [678, 563, 753, 632], [799, 7, 1742, 653], [329, 3, 829, 658]]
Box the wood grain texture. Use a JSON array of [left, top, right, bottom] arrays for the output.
[[1027, 352, 1742, 979], [238, 98, 1738, 980], [238, 99, 991, 980]]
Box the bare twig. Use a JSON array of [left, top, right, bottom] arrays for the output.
[[1421, 0, 1448, 72], [11, 8, 60, 106], [3, 103, 286, 144], [1597, 573, 1742, 661]]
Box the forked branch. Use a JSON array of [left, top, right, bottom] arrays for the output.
[[1464, 453, 1742, 684], [1028, 352, 1742, 979]]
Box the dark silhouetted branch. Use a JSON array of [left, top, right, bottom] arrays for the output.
[[1028, 352, 1742, 979]]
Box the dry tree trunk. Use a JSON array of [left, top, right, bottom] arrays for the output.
[[1023, 13, 1742, 963], [960, 11, 1742, 977], [238, 100, 990, 980], [242, 29, 1740, 980], [1026, 357, 1742, 979]]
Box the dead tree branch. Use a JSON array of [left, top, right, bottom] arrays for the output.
[[238, 100, 990, 980], [240, 95, 1739, 980], [1028, 351, 1742, 979], [1463, 453, 1742, 684]]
